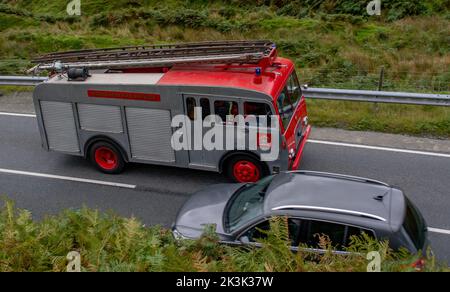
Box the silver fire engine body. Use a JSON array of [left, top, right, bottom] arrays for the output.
[[33, 72, 290, 174]]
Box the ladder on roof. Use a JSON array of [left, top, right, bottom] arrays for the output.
[[28, 40, 277, 73]]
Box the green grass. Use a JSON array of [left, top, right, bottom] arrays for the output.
[[0, 0, 448, 137], [0, 200, 447, 272], [0, 13, 39, 31], [0, 85, 34, 94], [308, 100, 450, 138]]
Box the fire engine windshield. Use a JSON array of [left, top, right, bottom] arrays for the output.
[[277, 71, 302, 129]]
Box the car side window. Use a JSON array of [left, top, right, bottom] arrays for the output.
[[245, 218, 302, 247], [298, 220, 346, 249], [297, 220, 376, 250], [344, 226, 375, 247], [245, 220, 270, 242], [288, 218, 302, 246]]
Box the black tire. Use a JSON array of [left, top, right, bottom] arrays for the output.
[[225, 155, 267, 183], [89, 141, 125, 174]]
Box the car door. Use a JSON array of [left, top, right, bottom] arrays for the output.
[[235, 218, 302, 249], [293, 219, 376, 255], [234, 217, 375, 256]]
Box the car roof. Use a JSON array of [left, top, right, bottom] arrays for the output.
[[264, 171, 405, 229]]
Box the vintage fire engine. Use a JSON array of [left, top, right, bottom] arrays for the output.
[[30, 40, 311, 183]]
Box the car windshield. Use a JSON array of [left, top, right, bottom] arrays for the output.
[[225, 175, 275, 233], [403, 197, 427, 250], [277, 71, 302, 129]]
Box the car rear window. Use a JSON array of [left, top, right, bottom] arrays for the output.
[[403, 198, 426, 250]]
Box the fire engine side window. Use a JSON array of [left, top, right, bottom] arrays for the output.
[[214, 100, 238, 124], [244, 102, 272, 126], [200, 98, 211, 120], [186, 97, 196, 121], [244, 102, 272, 116], [287, 72, 302, 108], [277, 88, 293, 129]]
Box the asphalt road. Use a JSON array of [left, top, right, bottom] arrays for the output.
[[0, 114, 449, 264]]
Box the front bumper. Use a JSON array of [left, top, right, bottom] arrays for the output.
[[290, 125, 312, 171]]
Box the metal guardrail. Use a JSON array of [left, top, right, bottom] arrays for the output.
[[0, 76, 48, 86], [302, 87, 450, 107], [0, 75, 449, 106]]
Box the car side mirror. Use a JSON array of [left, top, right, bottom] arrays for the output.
[[239, 236, 250, 244]]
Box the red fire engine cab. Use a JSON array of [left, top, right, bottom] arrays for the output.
[[30, 40, 311, 183]]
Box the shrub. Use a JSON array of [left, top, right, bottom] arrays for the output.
[[0, 200, 446, 272]]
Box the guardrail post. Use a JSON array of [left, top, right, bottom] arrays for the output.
[[373, 66, 384, 112]]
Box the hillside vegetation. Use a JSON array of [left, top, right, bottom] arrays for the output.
[[0, 200, 447, 272], [0, 0, 449, 137]]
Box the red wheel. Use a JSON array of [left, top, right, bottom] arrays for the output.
[[226, 156, 266, 183], [95, 147, 118, 170], [89, 142, 125, 174]]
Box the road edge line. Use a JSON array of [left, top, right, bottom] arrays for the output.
[[0, 168, 136, 189], [308, 139, 450, 159]]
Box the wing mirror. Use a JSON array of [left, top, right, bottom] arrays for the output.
[[239, 236, 250, 244]]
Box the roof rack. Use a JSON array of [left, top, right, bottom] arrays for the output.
[[28, 40, 277, 73], [271, 205, 387, 222], [289, 171, 391, 187]]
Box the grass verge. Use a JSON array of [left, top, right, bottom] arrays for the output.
[[0, 1, 448, 138], [308, 100, 450, 138]]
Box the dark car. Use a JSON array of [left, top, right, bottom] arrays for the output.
[[173, 171, 429, 255]]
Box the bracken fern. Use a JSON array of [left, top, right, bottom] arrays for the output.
[[0, 200, 447, 272]]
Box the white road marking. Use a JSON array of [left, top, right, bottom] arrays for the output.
[[0, 166, 449, 236], [308, 139, 450, 159], [428, 228, 450, 235], [0, 168, 136, 189], [1, 111, 450, 159], [0, 112, 449, 237], [0, 112, 36, 118]]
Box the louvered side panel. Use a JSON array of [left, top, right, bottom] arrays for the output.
[[126, 107, 175, 162], [40, 101, 80, 153], [78, 104, 123, 133]]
